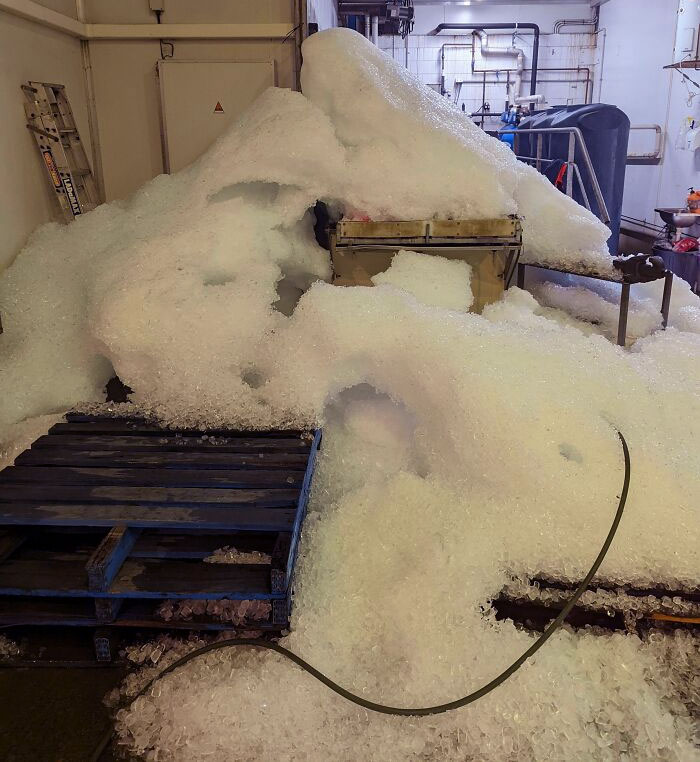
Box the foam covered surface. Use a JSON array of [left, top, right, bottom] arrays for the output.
[[0, 28, 697, 762]]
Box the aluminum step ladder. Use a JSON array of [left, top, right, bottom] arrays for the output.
[[22, 81, 98, 222]]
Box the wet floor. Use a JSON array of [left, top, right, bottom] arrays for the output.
[[0, 628, 131, 761]]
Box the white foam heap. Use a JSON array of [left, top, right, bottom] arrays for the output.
[[0, 27, 698, 762]]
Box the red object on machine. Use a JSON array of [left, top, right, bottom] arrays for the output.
[[673, 237, 699, 253]]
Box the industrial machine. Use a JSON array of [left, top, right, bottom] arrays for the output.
[[329, 216, 522, 313]]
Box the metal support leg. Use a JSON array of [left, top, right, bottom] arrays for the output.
[[661, 271, 673, 328], [617, 282, 630, 347], [517, 263, 526, 289]]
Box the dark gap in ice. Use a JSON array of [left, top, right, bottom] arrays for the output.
[[272, 276, 306, 316], [203, 274, 236, 287], [241, 368, 267, 389], [559, 442, 583, 463]]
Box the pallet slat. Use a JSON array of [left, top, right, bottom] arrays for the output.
[[86, 525, 139, 592], [1, 465, 303, 488], [0, 504, 297, 531], [60, 416, 305, 439], [15, 449, 309, 470], [0, 484, 299, 507], [32, 434, 311, 452], [0, 556, 277, 599]]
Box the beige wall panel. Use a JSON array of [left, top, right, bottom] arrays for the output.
[[0, 10, 90, 271], [90, 38, 296, 201], [34, 0, 78, 19]]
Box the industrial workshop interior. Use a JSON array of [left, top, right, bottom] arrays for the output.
[[0, 0, 699, 759]]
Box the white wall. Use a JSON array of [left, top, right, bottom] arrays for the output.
[[598, 0, 700, 230], [378, 3, 597, 121], [308, 0, 338, 31], [0, 8, 90, 272]]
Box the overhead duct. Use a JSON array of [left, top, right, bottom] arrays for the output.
[[428, 22, 540, 104]]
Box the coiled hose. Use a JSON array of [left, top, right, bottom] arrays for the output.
[[91, 430, 630, 759]]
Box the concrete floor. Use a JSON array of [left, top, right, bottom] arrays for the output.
[[0, 666, 124, 761], [0, 628, 131, 761]]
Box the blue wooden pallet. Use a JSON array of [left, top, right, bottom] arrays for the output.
[[0, 415, 321, 632]]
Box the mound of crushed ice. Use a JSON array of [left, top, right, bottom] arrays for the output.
[[0, 26, 698, 762]]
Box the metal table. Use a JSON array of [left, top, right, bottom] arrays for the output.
[[516, 262, 673, 347]]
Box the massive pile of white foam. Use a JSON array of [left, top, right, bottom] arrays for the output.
[[0, 27, 698, 762]]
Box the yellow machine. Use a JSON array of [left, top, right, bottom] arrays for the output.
[[328, 216, 522, 313]]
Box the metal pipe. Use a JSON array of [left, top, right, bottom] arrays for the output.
[[371, 15, 379, 45], [456, 73, 593, 110], [428, 22, 540, 100], [364, 14, 370, 39], [512, 94, 545, 105], [553, 13, 598, 34], [472, 29, 524, 104]]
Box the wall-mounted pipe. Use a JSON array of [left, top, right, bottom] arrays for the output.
[[428, 22, 540, 102], [512, 93, 545, 105], [371, 15, 379, 45], [553, 13, 598, 34], [364, 14, 370, 39], [472, 29, 524, 104]]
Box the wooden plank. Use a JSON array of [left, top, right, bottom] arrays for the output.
[[0, 557, 90, 594], [0, 504, 297, 531], [54, 420, 306, 438], [14, 449, 309, 470], [0, 530, 26, 563], [1, 465, 304, 489], [0, 598, 280, 630], [0, 484, 299, 506], [0, 556, 278, 599], [31, 434, 311, 452], [85, 526, 139, 592], [132, 531, 275, 559], [110, 558, 276, 598]]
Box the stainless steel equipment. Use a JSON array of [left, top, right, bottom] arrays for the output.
[[656, 208, 699, 229]]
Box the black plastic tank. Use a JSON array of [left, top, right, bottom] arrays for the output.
[[517, 104, 630, 254]]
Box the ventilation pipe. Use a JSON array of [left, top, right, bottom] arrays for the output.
[[472, 30, 526, 104], [364, 14, 370, 39], [428, 22, 540, 105], [371, 15, 379, 45]]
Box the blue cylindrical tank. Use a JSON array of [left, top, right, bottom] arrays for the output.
[[516, 104, 630, 254]]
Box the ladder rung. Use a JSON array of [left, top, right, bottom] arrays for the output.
[[72, 168, 91, 176], [59, 128, 76, 134]]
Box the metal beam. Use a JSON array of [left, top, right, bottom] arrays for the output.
[[0, 2, 295, 40], [0, 0, 84, 36], [85, 23, 295, 40]]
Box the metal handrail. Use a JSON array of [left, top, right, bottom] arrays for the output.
[[627, 124, 664, 161], [498, 127, 611, 225]]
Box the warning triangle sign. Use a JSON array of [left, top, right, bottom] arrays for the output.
[[214, 101, 224, 113]]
